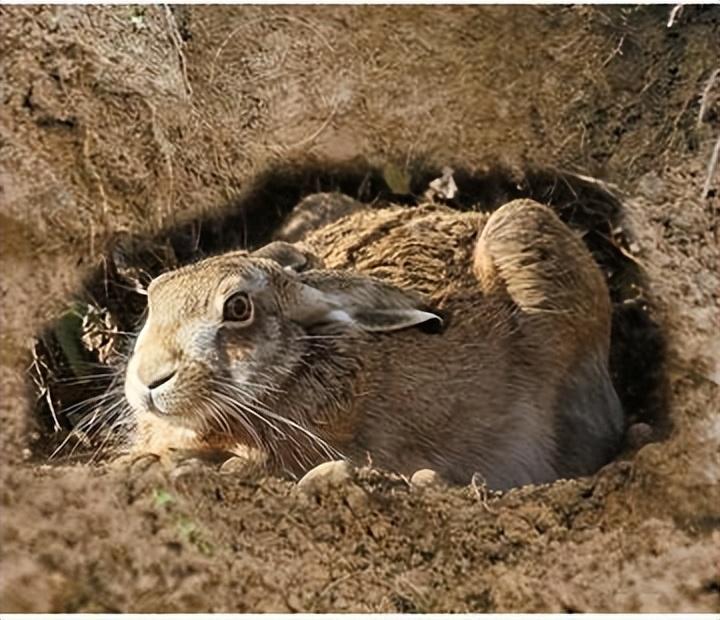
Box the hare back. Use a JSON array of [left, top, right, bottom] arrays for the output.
[[302, 203, 487, 305], [297, 200, 622, 487]]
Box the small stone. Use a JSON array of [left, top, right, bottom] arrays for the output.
[[410, 468, 446, 490], [296, 460, 353, 495]]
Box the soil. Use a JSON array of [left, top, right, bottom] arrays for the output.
[[1, 4, 719, 613]]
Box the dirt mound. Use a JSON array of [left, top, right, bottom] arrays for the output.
[[1, 5, 718, 612]]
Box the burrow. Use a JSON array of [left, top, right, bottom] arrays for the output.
[[28, 160, 669, 470]]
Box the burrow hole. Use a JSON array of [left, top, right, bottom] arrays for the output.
[[28, 160, 669, 464]]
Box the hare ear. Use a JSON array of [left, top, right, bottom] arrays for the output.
[[253, 241, 322, 272], [288, 272, 444, 334], [349, 308, 444, 333]]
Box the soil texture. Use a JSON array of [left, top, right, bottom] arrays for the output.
[[1, 5, 719, 612]]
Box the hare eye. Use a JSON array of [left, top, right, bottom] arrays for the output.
[[223, 292, 253, 323]]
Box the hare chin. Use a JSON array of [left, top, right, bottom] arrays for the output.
[[134, 403, 206, 433], [132, 408, 205, 454]]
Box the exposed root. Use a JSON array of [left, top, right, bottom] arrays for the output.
[[702, 133, 720, 199], [697, 67, 719, 128], [667, 4, 683, 28], [164, 6, 193, 98], [602, 35, 625, 68], [469, 473, 497, 514]]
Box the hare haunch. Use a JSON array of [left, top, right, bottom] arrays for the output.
[[124, 197, 624, 489]]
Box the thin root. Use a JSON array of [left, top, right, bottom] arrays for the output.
[[702, 133, 720, 199]]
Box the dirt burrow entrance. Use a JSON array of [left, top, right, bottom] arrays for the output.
[[28, 164, 668, 463], [1, 4, 719, 613]]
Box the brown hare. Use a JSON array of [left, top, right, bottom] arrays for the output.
[[124, 196, 623, 490]]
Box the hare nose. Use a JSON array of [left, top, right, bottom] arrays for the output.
[[146, 369, 177, 390]]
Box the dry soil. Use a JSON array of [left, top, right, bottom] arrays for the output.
[[0, 5, 719, 612]]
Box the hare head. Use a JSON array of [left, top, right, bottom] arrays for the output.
[[124, 241, 442, 448]]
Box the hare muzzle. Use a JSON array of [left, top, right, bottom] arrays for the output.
[[125, 328, 182, 417]]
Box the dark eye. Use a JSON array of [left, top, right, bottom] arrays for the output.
[[223, 292, 253, 323]]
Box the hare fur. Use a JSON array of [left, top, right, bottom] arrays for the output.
[[124, 195, 624, 490]]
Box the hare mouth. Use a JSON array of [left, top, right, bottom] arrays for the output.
[[141, 405, 207, 434], [145, 395, 168, 417]]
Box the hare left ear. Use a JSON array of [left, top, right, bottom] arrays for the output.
[[253, 241, 323, 272], [349, 308, 444, 333], [287, 271, 444, 334]]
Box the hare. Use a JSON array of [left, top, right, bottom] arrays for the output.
[[124, 195, 624, 489]]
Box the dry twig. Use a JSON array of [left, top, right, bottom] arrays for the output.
[[667, 4, 683, 28], [469, 472, 497, 514], [602, 35, 625, 67]]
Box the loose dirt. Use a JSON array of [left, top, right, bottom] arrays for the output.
[[1, 5, 718, 612]]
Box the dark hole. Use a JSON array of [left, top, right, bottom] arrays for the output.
[[28, 158, 669, 463]]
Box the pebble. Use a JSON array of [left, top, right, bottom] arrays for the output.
[[410, 468, 446, 490], [296, 460, 353, 495]]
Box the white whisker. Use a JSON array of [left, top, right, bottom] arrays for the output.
[[215, 380, 344, 464]]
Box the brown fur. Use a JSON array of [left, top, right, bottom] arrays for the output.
[[124, 197, 623, 489]]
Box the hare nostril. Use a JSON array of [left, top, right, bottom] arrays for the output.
[[147, 369, 177, 390]]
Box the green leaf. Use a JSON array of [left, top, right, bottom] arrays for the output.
[[53, 303, 91, 377], [382, 162, 412, 195]]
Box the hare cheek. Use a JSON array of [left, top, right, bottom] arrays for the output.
[[225, 341, 255, 363], [181, 322, 218, 365], [225, 348, 254, 384]]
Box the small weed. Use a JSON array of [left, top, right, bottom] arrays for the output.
[[153, 488, 174, 508]]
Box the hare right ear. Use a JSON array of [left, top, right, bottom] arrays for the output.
[[253, 241, 322, 272], [287, 271, 445, 334]]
